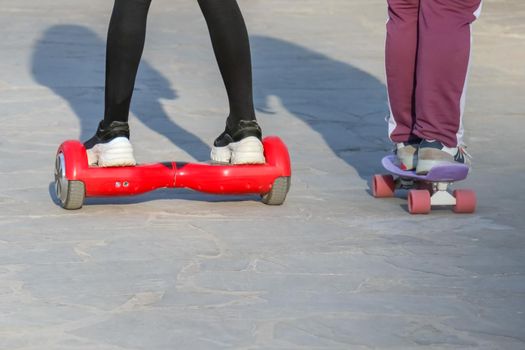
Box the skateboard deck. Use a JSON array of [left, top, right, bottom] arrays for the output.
[[382, 155, 469, 182]]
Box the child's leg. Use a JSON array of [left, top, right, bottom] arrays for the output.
[[198, 0, 265, 164], [197, 0, 255, 124], [414, 0, 482, 173], [386, 0, 420, 143], [385, 0, 420, 169], [413, 0, 482, 148], [104, 0, 152, 125], [84, 0, 151, 167]]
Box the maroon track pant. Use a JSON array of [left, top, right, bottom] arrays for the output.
[[386, 0, 482, 148]]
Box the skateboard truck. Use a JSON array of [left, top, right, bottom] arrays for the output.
[[54, 136, 291, 210], [429, 182, 458, 206]]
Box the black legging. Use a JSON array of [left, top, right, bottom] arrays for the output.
[[104, 0, 256, 126]]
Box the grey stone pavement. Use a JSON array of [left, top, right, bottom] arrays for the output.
[[1, 0, 524, 349]]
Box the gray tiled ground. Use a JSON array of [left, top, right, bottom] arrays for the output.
[[1, 0, 524, 349]]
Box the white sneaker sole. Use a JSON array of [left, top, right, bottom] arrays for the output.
[[86, 137, 136, 167], [211, 136, 265, 165], [416, 159, 456, 175]]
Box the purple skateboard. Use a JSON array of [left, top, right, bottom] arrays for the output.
[[382, 155, 469, 182], [372, 155, 476, 214]]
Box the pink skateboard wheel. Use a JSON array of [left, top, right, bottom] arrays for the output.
[[372, 174, 395, 198], [453, 189, 477, 213], [408, 189, 431, 214]]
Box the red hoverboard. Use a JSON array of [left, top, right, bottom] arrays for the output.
[[54, 136, 291, 210]]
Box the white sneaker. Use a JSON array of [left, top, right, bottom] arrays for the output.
[[86, 137, 136, 167], [211, 120, 265, 165], [394, 142, 419, 171], [84, 121, 136, 167], [211, 136, 265, 164], [416, 139, 471, 174]]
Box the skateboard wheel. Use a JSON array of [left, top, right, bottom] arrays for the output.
[[453, 189, 476, 213], [55, 152, 85, 210], [408, 189, 431, 214], [261, 176, 291, 206], [372, 174, 395, 198]]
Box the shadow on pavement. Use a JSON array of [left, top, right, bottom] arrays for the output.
[[251, 35, 390, 180], [31, 25, 210, 161]]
